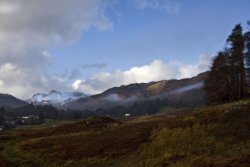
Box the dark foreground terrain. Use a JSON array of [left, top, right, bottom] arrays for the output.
[[0, 99, 250, 167]]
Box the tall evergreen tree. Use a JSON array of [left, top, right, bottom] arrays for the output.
[[0, 115, 4, 126], [39, 112, 45, 124], [0, 107, 5, 125], [205, 51, 231, 103], [244, 21, 250, 91], [227, 24, 245, 99], [205, 24, 248, 103]]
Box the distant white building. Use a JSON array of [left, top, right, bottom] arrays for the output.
[[17, 115, 39, 125], [125, 113, 130, 117]]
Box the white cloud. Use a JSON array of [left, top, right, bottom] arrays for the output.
[[72, 55, 211, 94], [72, 80, 83, 90], [0, 0, 114, 99], [130, 0, 180, 13], [0, 2, 19, 13], [0, 62, 69, 99], [0, 0, 209, 100]]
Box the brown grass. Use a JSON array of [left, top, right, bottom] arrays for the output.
[[0, 155, 14, 167], [20, 121, 156, 160], [11, 117, 121, 139], [2, 102, 249, 167]]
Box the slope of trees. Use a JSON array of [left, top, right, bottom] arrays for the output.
[[205, 22, 250, 103]]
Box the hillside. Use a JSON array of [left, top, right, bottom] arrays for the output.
[[0, 94, 27, 108], [61, 72, 208, 114], [0, 99, 250, 167], [0, 72, 208, 123]]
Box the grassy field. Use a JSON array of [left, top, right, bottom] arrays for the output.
[[1, 100, 250, 167]]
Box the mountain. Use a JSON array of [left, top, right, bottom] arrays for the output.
[[62, 72, 208, 114], [28, 90, 88, 107], [0, 93, 28, 108]]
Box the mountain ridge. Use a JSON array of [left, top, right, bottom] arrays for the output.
[[0, 72, 208, 114], [61, 72, 208, 112], [28, 90, 88, 107], [0, 93, 28, 108]]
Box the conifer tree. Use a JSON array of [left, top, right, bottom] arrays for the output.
[[205, 24, 247, 103], [39, 112, 45, 124], [227, 24, 245, 99], [205, 51, 230, 103], [244, 21, 250, 91], [0, 107, 5, 125]]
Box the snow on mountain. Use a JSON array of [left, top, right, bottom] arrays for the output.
[[28, 90, 88, 107]]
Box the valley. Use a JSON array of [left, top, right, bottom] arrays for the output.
[[0, 99, 250, 167], [0, 2, 250, 166], [0, 72, 207, 131]]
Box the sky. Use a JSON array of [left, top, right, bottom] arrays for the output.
[[0, 0, 250, 99]]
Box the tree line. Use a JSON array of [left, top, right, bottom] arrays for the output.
[[205, 22, 250, 103]]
